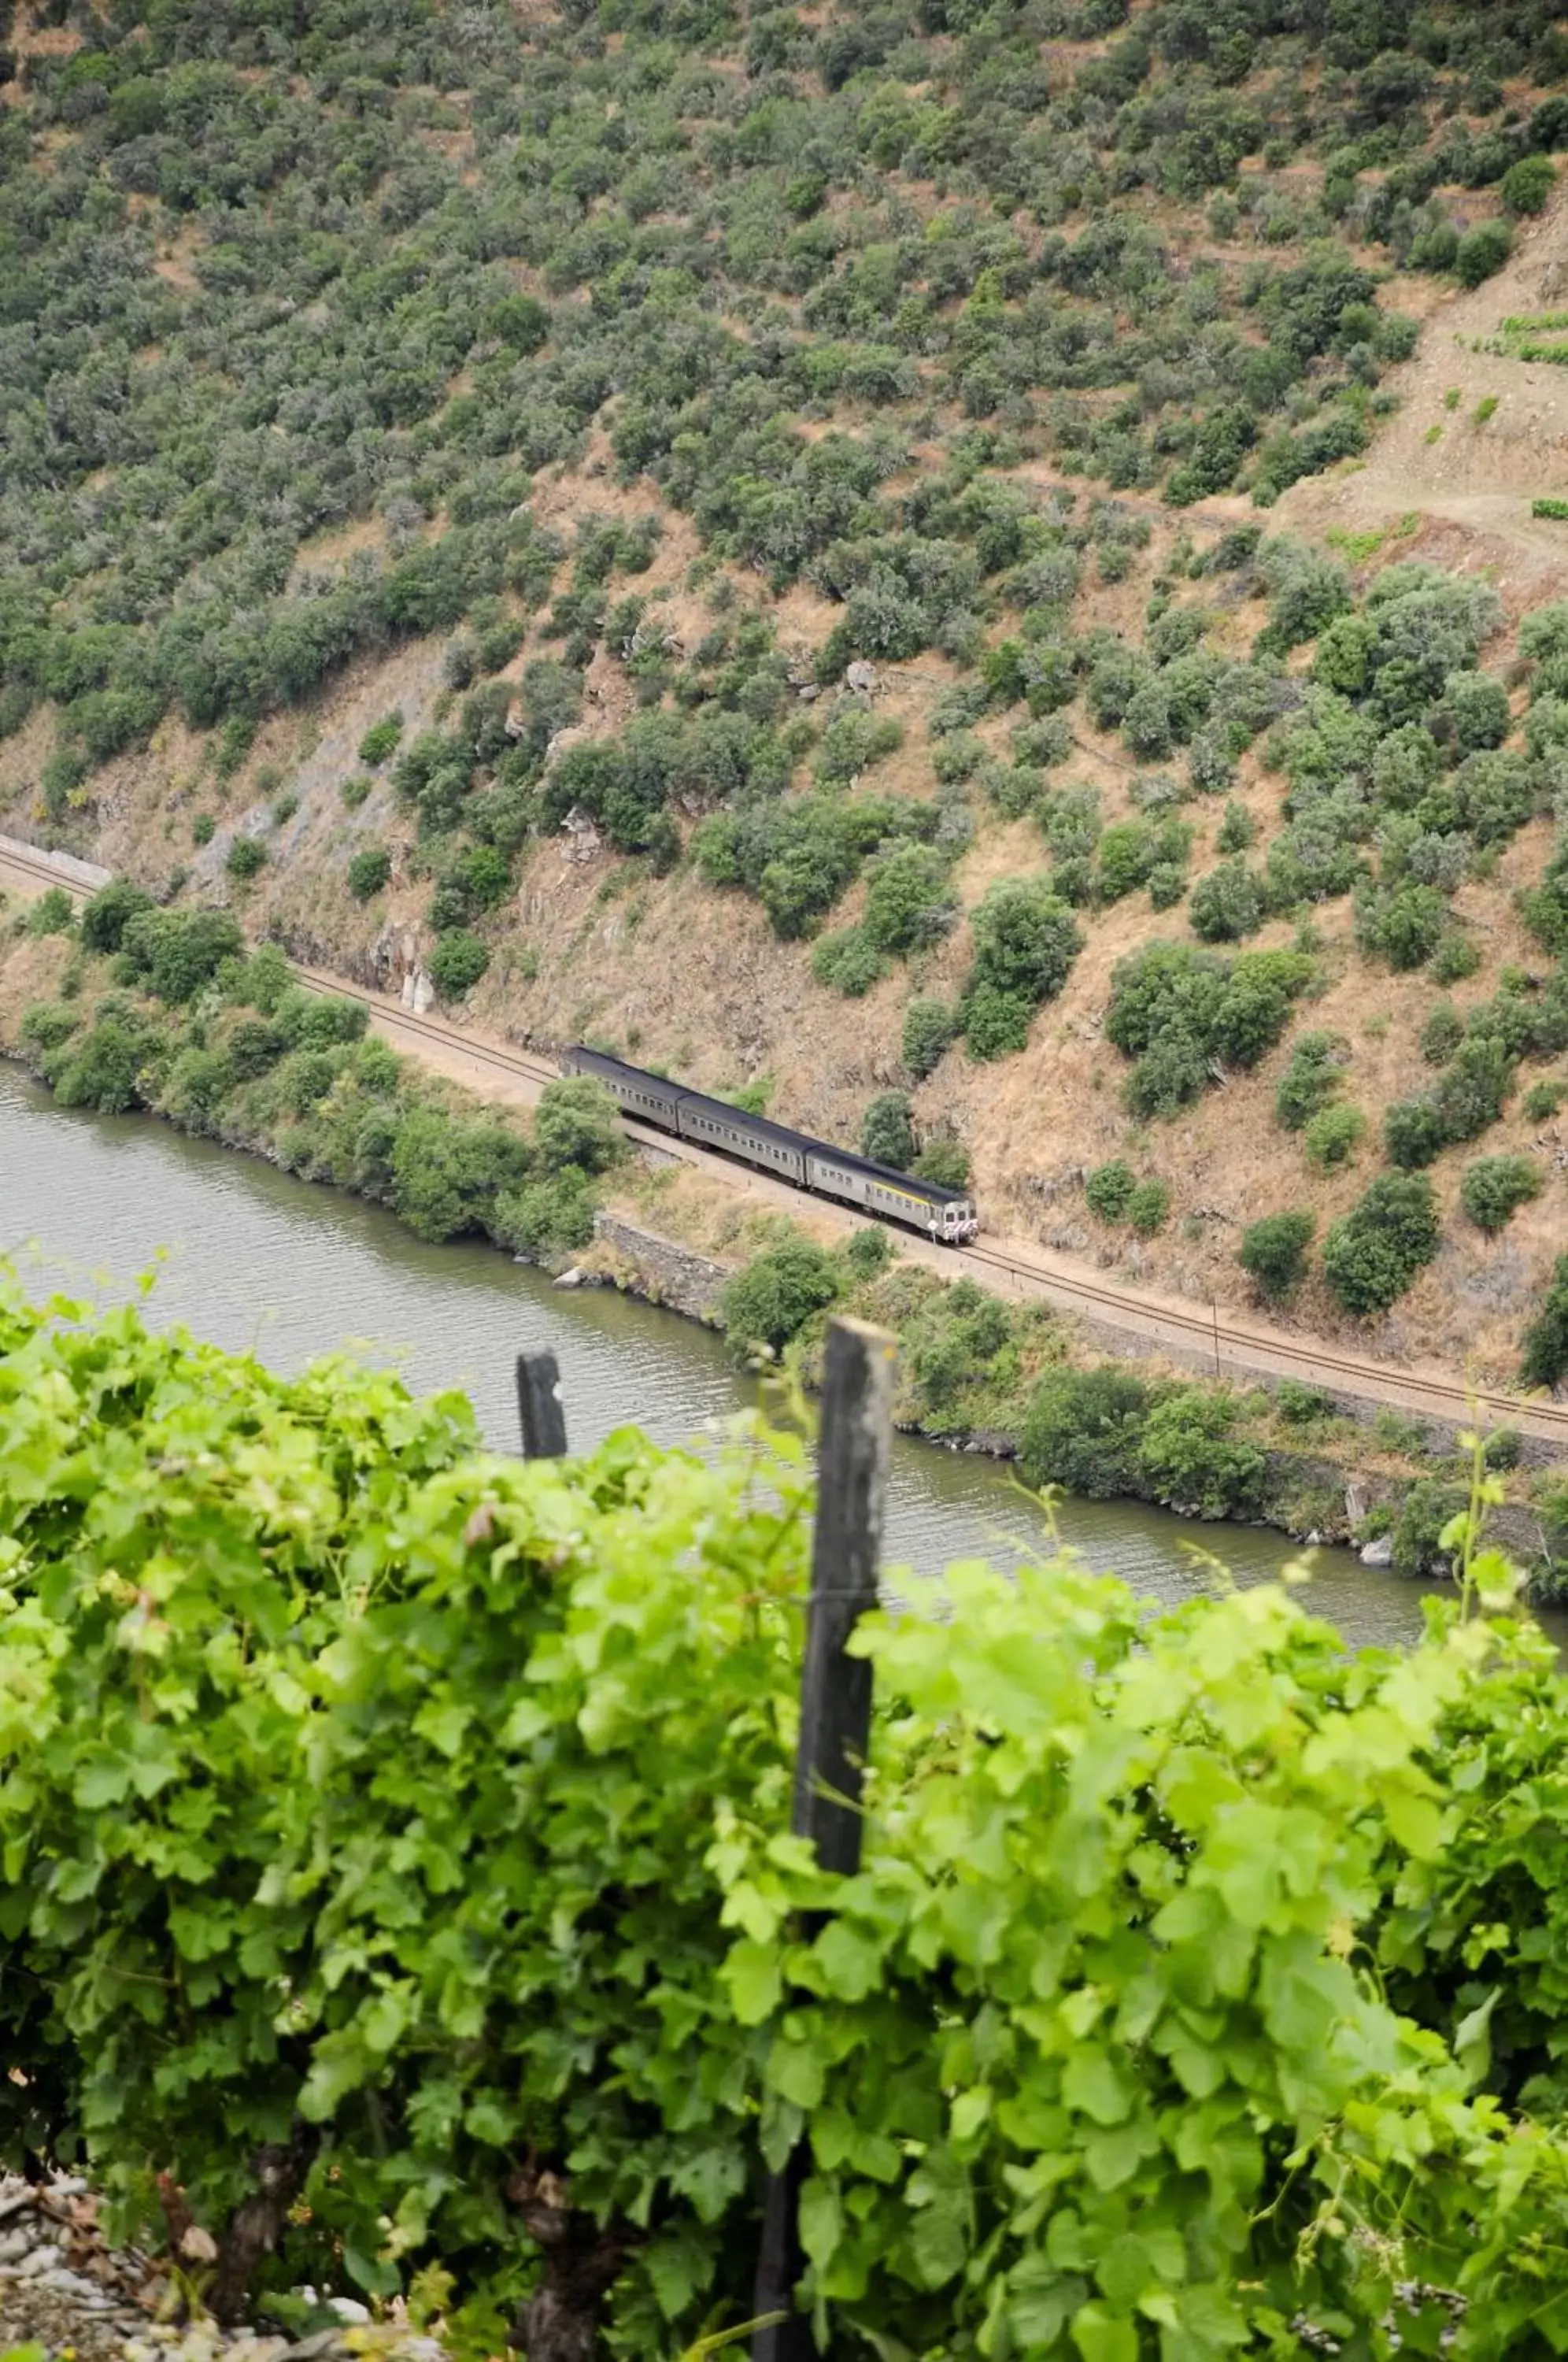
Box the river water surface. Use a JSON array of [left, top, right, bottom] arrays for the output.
[[0, 1062, 1478, 1649]]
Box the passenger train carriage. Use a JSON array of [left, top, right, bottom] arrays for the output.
[[561, 1047, 981, 1244]]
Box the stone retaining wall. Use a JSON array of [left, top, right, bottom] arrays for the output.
[[589, 1212, 736, 1323]]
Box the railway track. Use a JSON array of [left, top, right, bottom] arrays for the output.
[[5, 836, 1566, 1446]]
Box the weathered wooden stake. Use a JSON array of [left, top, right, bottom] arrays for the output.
[[516, 1349, 568, 1459], [753, 1317, 897, 2362]]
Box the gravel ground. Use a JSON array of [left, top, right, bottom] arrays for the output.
[[0, 2179, 442, 2362]]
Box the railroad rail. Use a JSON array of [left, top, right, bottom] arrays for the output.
[[5, 836, 1566, 1446]]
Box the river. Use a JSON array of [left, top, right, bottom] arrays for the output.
[[0, 1061, 1468, 1648]]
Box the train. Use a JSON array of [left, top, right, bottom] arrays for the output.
[[560, 1046, 981, 1245]]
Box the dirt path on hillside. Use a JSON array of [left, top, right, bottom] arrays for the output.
[[6, 836, 1566, 1453], [1278, 185, 1568, 590]]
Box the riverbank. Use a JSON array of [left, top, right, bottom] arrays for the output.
[[2, 885, 1562, 1586]]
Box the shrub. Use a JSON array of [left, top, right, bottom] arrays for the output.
[[347, 846, 392, 901], [860, 844, 955, 955], [961, 982, 1034, 1061], [965, 877, 1082, 1008], [1085, 1159, 1137, 1221], [27, 887, 75, 938], [861, 1091, 916, 1170], [20, 1001, 81, 1058], [841, 1225, 893, 1279], [1502, 155, 1556, 216], [1524, 1079, 1565, 1120], [1422, 1004, 1465, 1065], [1384, 1098, 1449, 1170], [1432, 930, 1481, 983], [1322, 1172, 1441, 1315], [1189, 861, 1263, 942], [1534, 498, 1568, 522], [226, 836, 267, 881], [1274, 1031, 1345, 1130], [1019, 1364, 1149, 1498], [1135, 1386, 1267, 1519], [1455, 220, 1512, 287], [1460, 1153, 1542, 1233], [427, 930, 490, 999], [534, 1077, 622, 1177], [1126, 1177, 1170, 1235], [1276, 1379, 1333, 1424], [719, 1239, 841, 1356], [812, 926, 886, 996], [1392, 1479, 1469, 1579], [192, 813, 216, 846], [1239, 1209, 1316, 1300], [54, 1019, 148, 1114], [341, 775, 374, 809], [1304, 1101, 1366, 1169], [1355, 880, 1448, 972], [119, 909, 244, 1003], [1522, 1253, 1568, 1386], [912, 1136, 971, 1189], [358, 713, 405, 766], [1109, 942, 1311, 1116], [80, 877, 155, 954], [1216, 802, 1256, 854], [902, 997, 958, 1079]]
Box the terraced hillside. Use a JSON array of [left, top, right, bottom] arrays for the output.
[[6, 0, 1568, 1381]]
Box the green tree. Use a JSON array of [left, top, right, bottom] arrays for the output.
[[80, 877, 156, 954], [1322, 1172, 1441, 1315], [428, 931, 490, 999], [534, 1076, 622, 1177], [719, 1240, 841, 1356], [1522, 1254, 1568, 1386], [54, 1020, 147, 1114], [347, 846, 392, 901], [861, 1090, 916, 1170], [902, 998, 957, 1079], [1020, 1365, 1150, 1498], [1461, 1154, 1541, 1235]]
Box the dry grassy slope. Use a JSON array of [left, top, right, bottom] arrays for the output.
[[11, 194, 1568, 1385]]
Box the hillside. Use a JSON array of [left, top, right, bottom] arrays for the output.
[[6, 0, 1568, 1382]]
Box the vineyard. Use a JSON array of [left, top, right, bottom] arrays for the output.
[[9, 1283, 1568, 2356]]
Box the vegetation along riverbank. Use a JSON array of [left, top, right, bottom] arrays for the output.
[[6, 879, 1566, 1590]]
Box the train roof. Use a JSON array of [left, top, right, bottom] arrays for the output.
[[566, 1045, 974, 1207]]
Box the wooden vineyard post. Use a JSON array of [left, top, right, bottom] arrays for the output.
[[753, 1318, 897, 2362], [516, 1349, 568, 1459]]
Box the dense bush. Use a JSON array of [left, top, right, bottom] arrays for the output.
[[1274, 1031, 1346, 1131], [1136, 1385, 1267, 1518], [1455, 220, 1513, 287], [961, 878, 1082, 1061], [1522, 1254, 1568, 1387], [1085, 1159, 1137, 1220], [427, 931, 490, 1000], [1019, 1364, 1150, 1498], [861, 1090, 916, 1170], [347, 846, 392, 901], [901, 996, 958, 1079], [1461, 1153, 1542, 1233], [719, 1240, 841, 1357], [1322, 1172, 1442, 1315], [1239, 1209, 1316, 1299], [1189, 859, 1264, 942], [1108, 942, 1311, 1116]]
